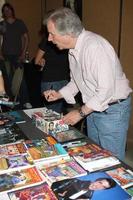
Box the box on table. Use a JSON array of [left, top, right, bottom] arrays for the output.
[[32, 109, 69, 135]]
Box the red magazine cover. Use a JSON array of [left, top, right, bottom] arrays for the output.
[[0, 166, 43, 192], [8, 182, 57, 200]]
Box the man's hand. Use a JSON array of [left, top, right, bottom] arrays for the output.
[[43, 90, 62, 102], [38, 58, 45, 68], [63, 110, 83, 125]]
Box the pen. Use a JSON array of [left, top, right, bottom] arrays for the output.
[[47, 85, 53, 100], [62, 141, 87, 148]]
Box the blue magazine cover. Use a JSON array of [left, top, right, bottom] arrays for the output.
[[51, 171, 131, 200]]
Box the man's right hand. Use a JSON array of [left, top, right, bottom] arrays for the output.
[[43, 90, 62, 102]]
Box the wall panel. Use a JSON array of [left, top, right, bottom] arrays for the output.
[[120, 0, 133, 137], [83, 0, 120, 52]]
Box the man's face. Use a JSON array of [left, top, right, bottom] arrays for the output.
[[3, 6, 13, 18], [89, 180, 110, 190], [47, 20, 71, 50]]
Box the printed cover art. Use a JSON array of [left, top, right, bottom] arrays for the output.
[[7, 111, 26, 124], [0, 141, 27, 157], [8, 182, 57, 200], [23, 107, 52, 118], [24, 138, 68, 162], [0, 154, 33, 171], [0, 166, 43, 192], [38, 157, 87, 184], [74, 155, 120, 172], [67, 143, 112, 158], [53, 128, 85, 143], [0, 123, 28, 145], [106, 166, 133, 188], [0, 111, 25, 125], [51, 171, 131, 200]]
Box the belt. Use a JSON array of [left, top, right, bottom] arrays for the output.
[[109, 98, 128, 106]]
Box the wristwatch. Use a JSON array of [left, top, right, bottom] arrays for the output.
[[79, 109, 86, 118]]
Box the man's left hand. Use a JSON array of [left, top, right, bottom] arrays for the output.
[[62, 110, 83, 125]]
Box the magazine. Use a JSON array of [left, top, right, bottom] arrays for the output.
[[8, 182, 57, 200], [106, 166, 133, 188], [0, 154, 33, 173], [0, 124, 28, 145], [23, 107, 49, 118], [24, 138, 69, 163], [37, 157, 87, 185], [0, 111, 25, 125], [66, 143, 111, 157], [74, 155, 120, 172], [0, 166, 43, 193], [126, 186, 133, 196], [53, 128, 85, 143], [0, 141, 27, 157], [51, 171, 132, 200]]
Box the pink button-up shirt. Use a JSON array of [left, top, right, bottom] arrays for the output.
[[59, 29, 132, 112]]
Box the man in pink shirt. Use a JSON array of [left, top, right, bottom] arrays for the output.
[[43, 7, 132, 161]]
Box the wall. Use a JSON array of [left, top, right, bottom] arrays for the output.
[[120, 0, 133, 139], [83, 0, 120, 52]]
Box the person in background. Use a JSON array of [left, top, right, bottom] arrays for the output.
[[35, 26, 70, 114], [0, 68, 9, 112], [0, 3, 32, 109], [43, 7, 132, 160], [0, 70, 5, 94]]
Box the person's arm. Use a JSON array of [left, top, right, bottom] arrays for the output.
[[19, 32, 29, 62], [35, 48, 45, 68], [0, 71, 5, 94], [0, 35, 4, 60]]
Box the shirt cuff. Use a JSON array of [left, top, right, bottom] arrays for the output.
[[59, 88, 76, 104]]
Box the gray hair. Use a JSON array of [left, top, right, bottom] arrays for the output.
[[44, 7, 83, 37]]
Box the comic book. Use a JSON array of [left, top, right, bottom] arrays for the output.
[[0, 154, 33, 173], [51, 171, 132, 200], [23, 107, 48, 118], [0, 166, 44, 193], [52, 128, 85, 143], [8, 182, 57, 200], [74, 154, 120, 172], [24, 138, 69, 163], [37, 157, 87, 185], [0, 141, 27, 157], [0, 123, 28, 145], [0, 141, 33, 173], [0, 111, 25, 125], [66, 143, 110, 157], [106, 166, 133, 188]]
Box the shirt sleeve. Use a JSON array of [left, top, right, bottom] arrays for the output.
[[19, 19, 28, 34], [59, 73, 79, 104]]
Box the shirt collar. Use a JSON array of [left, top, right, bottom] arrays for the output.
[[69, 28, 86, 55]]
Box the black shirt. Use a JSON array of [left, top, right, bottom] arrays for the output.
[[39, 38, 70, 82]]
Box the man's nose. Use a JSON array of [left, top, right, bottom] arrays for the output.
[[48, 34, 52, 41]]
